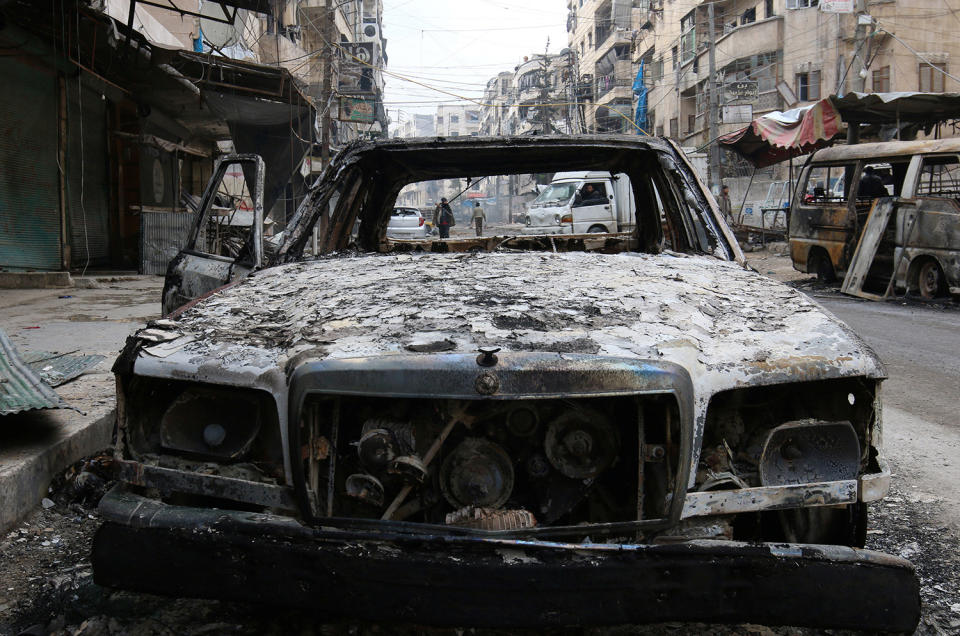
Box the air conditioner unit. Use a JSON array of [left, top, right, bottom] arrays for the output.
[[361, 22, 379, 41]]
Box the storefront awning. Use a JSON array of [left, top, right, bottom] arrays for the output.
[[718, 99, 844, 168]]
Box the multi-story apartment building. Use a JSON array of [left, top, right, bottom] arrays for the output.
[[634, 0, 960, 155], [435, 104, 482, 137], [566, 0, 636, 133], [107, 0, 389, 149], [395, 113, 434, 138]]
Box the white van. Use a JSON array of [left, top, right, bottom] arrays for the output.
[[523, 171, 636, 234]]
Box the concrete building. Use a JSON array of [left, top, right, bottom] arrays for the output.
[[634, 0, 960, 156], [566, 0, 636, 133], [435, 104, 482, 137], [395, 113, 435, 138]]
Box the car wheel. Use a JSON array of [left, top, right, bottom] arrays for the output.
[[587, 225, 607, 234], [916, 260, 945, 299]]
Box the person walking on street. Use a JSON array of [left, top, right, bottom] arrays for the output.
[[435, 197, 454, 239], [719, 185, 733, 225], [472, 202, 486, 237]]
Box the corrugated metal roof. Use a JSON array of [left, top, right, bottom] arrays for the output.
[[21, 351, 105, 387], [0, 329, 70, 415]]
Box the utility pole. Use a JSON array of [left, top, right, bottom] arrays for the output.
[[849, 0, 868, 143], [320, 0, 335, 169], [538, 40, 551, 134], [706, 2, 721, 192]]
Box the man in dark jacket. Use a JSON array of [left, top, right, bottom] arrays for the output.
[[435, 197, 454, 239]]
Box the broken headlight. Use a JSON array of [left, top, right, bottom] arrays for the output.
[[160, 387, 262, 460]]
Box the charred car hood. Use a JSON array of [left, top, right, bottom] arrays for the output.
[[137, 251, 883, 393]]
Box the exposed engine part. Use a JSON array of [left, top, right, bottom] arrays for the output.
[[759, 420, 859, 486], [388, 455, 427, 484], [698, 471, 749, 492], [545, 408, 618, 479], [507, 406, 539, 437], [440, 438, 515, 509], [525, 453, 550, 479], [345, 473, 384, 508], [357, 428, 397, 471], [445, 506, 537, 530]]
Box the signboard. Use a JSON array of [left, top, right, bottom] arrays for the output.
[[722, 104, 754, 124], [820, 0, 854, 13], [339, 96, 376, 123], [724, 80, 759, 102], [338, 43, 375, 93]]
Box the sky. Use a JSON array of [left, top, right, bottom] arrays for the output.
[[381, 0, 570, 125]]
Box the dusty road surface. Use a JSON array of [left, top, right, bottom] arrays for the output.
[[2, 256, 960, 635]]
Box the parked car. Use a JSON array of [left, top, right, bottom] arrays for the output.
[[386, 206, 430, 239], [523, 171, 636, 235], [790, 138, 960, 297], [96, 136, 918, 631]]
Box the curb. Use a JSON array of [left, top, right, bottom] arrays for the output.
[[0, 408, 115, 534]]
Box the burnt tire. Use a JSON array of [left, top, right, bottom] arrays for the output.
[[916, 260, 945, 299]]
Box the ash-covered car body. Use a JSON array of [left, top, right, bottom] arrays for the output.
[[97, 136, 919, 631]]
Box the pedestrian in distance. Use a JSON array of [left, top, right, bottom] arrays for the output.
[[472, 202, 486, 237], [719, 184, 733, 225], [436, 197, 454, 239]]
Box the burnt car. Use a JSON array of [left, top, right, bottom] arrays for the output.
[[95, 136, 919, 631]]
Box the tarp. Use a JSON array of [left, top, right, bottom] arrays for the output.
[[633, 62, 648, 135], [719, 92, 960, 167], [719, 99, 844, 167], [831, 91, 960, 124]]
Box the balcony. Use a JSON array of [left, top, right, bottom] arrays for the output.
[[595, 59, 634, 102]]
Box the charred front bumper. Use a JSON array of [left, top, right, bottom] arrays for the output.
[[94, 487, 920, 631]]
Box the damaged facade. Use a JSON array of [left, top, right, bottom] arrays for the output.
[[95, 135, 919, 630]]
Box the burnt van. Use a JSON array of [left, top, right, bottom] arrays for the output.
[[789, 138, 960, 298]]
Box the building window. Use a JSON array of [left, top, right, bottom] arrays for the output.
[[919, 63, 946, 92], [669, 117, 678, 138], [450, 115, 459, 124], [671, 45, 678, 70], [765, 0, 774, 18], [795, 70, 821, 101], [467, 110, 479, 122], [687, 114, 695, 133], [786, 0, 818, 7], [588, 33, 593, 49], [450, 131, 459, 137], [873, 65, 890, 92], [741, 7, 756, 24], [680, 10, 695, 63], [656, 125, 664, 136], [580, 41, 585, 57]]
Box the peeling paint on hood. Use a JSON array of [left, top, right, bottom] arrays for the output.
[[149, 250, 882, 393]]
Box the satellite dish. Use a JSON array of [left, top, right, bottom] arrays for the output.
[[200, 3, 242, 50]]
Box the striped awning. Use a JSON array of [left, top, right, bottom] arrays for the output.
[[719, 99, 844, 168]]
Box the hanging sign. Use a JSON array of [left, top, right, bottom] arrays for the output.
[[820, 0, 854, 13], [338, 96, 375, 123]]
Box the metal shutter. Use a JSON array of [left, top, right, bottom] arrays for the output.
[[66, 80, 110, 268], [0, 59, 61, 270]]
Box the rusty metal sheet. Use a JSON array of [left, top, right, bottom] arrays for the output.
[[680, 479, 858, 518], [841, 198, 896, 299], [0, 329, 70, 415], [21, 351, 105, 387]]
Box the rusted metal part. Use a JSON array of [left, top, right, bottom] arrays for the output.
[[0, 328, 71, 415], [21, 351, 104, 387], [93, 488, 921, 631], [680, 479, 858, 518], [445, 507, 537, 530], [758, 420, 860, 486], [114, 459, 297, 511], [860, 457, 892, 502]]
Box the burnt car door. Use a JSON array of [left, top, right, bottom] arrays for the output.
[[162, 155, 265, 315]]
